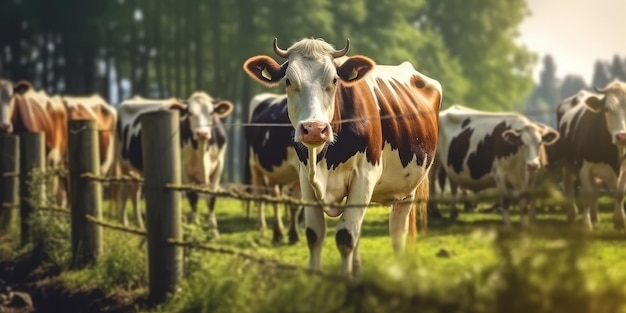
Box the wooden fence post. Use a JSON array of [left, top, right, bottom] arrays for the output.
[[68, 119, 103, 267], [141, 110, 182, 305], [19, 132, 45, 246], [0, 135, 20, 234]]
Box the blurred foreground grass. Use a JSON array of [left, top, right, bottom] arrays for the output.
[[7, 195, 626, 313]]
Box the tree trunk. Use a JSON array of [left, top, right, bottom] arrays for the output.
[[195, 1, 205, 91], [153, 0, 165, 97]]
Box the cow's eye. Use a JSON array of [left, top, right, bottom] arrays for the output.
[[285, 79, 291, 86], [332, 78, 338, 85]]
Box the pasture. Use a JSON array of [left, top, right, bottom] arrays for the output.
[[4, 192, 626, 313]]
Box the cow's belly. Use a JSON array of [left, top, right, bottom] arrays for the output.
[[320, 147, 431, 205], [442, 163, 495, 192], [580, 161, 617, 189], [253, 159, 298, 186]]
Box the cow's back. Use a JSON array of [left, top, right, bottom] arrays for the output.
[[64, 95, 117, 174], [115, 98, 179, 174], [13, 88, 67, 163]]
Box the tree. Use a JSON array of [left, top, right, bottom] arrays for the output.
[[591, 60, 611, 88], [560, 74, 587, 99], [610, 54, 626, 81], [537, 55, 560, 107], [419, 0, 536, 110]]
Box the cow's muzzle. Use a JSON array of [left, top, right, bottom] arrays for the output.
[[0, 124, 12, 134], [615, 132, 626, 145], [299, 121, 331, 146], [196, 130, 210, 140], [526, 162, 539, 171]]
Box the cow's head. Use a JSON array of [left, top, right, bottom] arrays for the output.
[[0, 80, 31, 134], [243, 38, 375, 148], [583, 80, 626, 145], [185, 92, 234, 141], [502, 123, 560, 171]]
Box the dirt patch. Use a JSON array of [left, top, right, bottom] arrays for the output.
[[0, 245, 146, 313]]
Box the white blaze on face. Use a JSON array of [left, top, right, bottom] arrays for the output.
[[603, 89, 626, 145], [285, 55, 338, 147], [187, 92, 216, 141]]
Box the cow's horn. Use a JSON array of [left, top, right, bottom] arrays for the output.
[[331, 39, 350, 58], [594, 86, 608, 93], [273, 38, 289, 59]]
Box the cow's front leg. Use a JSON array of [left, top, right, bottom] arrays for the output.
[[206, 195, 219, 238], [186, 191, 199, 223], [133, 184, 144, 229], [335, 205, 367, 275], [563, 167, 579, 224], [613, 161, 626, 230], [305, 204, 326, 271], [288, 204, 301, 244]]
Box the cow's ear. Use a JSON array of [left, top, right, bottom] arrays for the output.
[[13, 80, 32, 94], [502, 129, 522, 145], [542, 130, 560, 146], [243, 56, 287, 87], [168, 102, 188, 117], [214, 100, 234, 118], [584, 95, 605, 113], [336, 55, 375, 85]]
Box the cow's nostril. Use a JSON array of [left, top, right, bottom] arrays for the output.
[[301, 125, 309, 135]]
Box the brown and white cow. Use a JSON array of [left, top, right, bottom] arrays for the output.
[[244, 38, 441, 274], [63, 95, 118, 178], [113, 93, 233, 234], [436, 105, 560, 226], [245, 92, 302, 244], [556, 80, 626, 231], [0, 79, 68, 205]]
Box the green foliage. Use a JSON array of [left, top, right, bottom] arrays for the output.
[[61, 231, 147, 292], [28, 210, 72, 268], [420, 0, 536, 110]]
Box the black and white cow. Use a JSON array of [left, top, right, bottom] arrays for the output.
[[244, 92, 303, 244], [435, 105, 560, 226], [556, 80, 626, 231], [113, 93, 233, 234]]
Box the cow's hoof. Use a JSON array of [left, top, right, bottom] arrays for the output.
[[272, 230, 284, 245], [288, 231, 300, 245]]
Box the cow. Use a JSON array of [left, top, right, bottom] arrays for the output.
[[0, 80, 119, 208], [244, 92, 303, 244], [435, 105, 560, 226], [113, 93, 233, 235], [555, 80, 626, 231], [243, 38, 441, 274], [0, 79, 68, 206], [63, 95, 118, 179]]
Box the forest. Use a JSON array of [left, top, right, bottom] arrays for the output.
[[1, 0, 624, 180]]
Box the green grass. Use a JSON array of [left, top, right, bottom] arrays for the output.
[[15, 193, 626, 313]]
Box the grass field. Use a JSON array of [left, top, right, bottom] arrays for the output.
[[6, 194, 626, 313]]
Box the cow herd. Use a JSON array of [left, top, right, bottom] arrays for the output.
[[2, 37, 626, 274]]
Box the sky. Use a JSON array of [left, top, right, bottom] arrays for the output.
[[517, 0, 626, 84]]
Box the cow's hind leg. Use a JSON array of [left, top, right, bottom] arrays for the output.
[[271, 186, 285, 244], [133, 183, 144, 229], [288, 204, 301, 244], [186, 191, 199, 224], [389, 193, 415, 254]]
